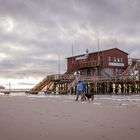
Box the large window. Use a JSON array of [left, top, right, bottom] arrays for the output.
[[117, 57, 120, 62], [114, 57, 117, 62], [108, 56, 111, 62], [108, 56, 124, 63], [120, 57, 123, 62]]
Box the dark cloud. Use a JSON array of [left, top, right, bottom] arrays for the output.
[[0, 0, 140, 82]]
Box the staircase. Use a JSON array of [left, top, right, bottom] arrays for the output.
[[121, 62, 136, 76], [103, 70, 112, 78], [67, 75, 100, 91], [61, 72, 75, 80], [120, 60, 139, 80], [31, 75, 53, 92], [67, 75, 80, 91]]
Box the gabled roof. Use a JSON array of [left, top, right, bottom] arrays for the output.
[[67, 48, 128, 59], [97, 48, 128, 55]]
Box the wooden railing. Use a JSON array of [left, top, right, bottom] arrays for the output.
[[68, 61, 99, 73], [31, 75, 53, 92], [78, 61, 97, 68]]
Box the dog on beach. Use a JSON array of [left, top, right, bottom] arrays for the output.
[[85, 92, 94, 101], [81, 88, 95, 101]]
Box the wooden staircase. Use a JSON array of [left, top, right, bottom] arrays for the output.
[[120, 60, 140, 80], [30, 75, 53, 93]]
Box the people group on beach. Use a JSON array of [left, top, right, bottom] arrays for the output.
[[75, 80, 94, 101]]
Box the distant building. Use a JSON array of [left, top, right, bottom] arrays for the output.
[[67, 48, 128, 78], [0, 86, 5, 89]]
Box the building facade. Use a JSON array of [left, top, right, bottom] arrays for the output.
[[67, 48, 128, 78]]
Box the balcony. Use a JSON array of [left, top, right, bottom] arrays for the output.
[[72, 60, 101, 70], [68, 60, 103, 73]]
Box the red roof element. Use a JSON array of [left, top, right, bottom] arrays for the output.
[[67, 48, 128, 59]]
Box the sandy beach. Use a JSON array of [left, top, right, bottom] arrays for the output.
[[0, 94, 140, 140]]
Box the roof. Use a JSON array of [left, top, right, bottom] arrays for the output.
[[67, 48, 128, 59]]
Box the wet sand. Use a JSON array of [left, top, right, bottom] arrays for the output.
[[0, 95, 140, 140]]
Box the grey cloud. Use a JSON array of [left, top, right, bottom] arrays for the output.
[[0, 0, 140, 80]]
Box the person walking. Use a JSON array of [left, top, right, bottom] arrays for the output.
[[75, 81, 85, 101]]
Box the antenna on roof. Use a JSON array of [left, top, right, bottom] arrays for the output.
[[98, 38, 100, 52], [72, 44, 74, 57], [128, 50, 131, 59], [97, 38, 100, 65], [128, 50, 132, 64]]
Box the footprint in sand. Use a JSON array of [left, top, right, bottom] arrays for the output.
[[83, 120, 89, 123], [40, 122, 43, 125], [130, 127, 135, 130], [100, 124, 104, 127]]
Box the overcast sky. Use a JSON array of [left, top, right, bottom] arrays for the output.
[[0, 0, 140, 88]]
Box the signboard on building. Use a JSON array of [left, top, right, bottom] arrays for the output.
[[109, 62, 124, 67], [75, 55, 86, 60]]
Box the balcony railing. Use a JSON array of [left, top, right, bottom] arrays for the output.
[[71, 60, 98, 70], [78, 61, 97, 68]]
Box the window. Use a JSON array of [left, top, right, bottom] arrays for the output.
[[120, 58, 123, 62], [108, 56, 111, 62], [114, 57, 117, 62], [117, 57, 120, 62]]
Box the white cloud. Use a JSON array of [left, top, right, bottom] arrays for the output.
[[0, 16, 15, 33], [0, 53, 7, 59]]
